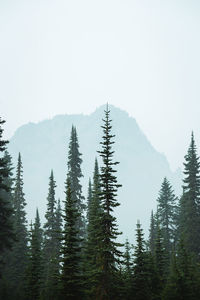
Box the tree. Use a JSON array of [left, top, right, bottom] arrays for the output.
[[154, 222, 166, 296], [42, 170, 61, 300], [84, 159, 102, 298], [86, 178, 92, 227], [0, 119, 14, 258], [8, 153, 28, 299], [157, 177, 178, 262], [148, 210, 156, 256], [179, 132, 200, 257], [123, 239, 132, 300], [26, 209, 43, 300], [61, 176, 83, 300], [96, 105, 123, 299], [132, 221, 153, 300], [163, 236, 200, 300], [67, 125, 85, 243]]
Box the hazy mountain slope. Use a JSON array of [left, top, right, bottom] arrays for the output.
[[8, 105, 182, 241]]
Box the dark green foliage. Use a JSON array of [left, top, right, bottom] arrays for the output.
[[163, 236, 200, 300], [96, 106, 123, 300], [179, 133, 200, 257], [157, 177, 178, 263], [132, 222, 154, 300], [26, 209, 43, 300], [148, 210, 156, 255], [154, 223, 166, 291], [42, 170, 62, 300], [122, 239, 132, 300], [2, 112, 200, 300], [67, 125, 85, 242], [86, 178, 92, 225], [84, 159, 102, 298], [4, 153, 28, 299], [55, 198, 62, 262], [0, 119, 14, 258], [61, 176, 83, 300]]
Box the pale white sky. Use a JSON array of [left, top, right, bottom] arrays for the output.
[[1, 0, 200, 171]]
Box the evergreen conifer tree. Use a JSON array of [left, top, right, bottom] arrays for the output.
[[157, 177, 178, 263], [154, 222, 166, 296], [86, 178, 92, 227], [163, 236, 200, 300], [8, 153, 28, 299], [123, 239, 132, 300], [132, 221, 153, 300], [96, 106, 123, 300], [179, 132, 200, 257], [67, 125, 85, 243], [148, 210, 156, 256], [61, 176, 83, 300], [84, 159, 102, 298], [0, 119, 14, 258], [26, 209, 43, 300], [49, 198, 63, 300], [42, 170, 61, 300]]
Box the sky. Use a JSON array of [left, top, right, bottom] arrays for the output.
[[1, 0, 200, 171]]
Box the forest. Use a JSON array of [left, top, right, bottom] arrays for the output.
[[0, 107, 200, 300]]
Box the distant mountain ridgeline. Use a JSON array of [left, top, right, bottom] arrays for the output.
[[8, 105, 182, 240]]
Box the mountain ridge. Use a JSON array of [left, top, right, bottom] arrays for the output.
[[8, 105, 182, 242]]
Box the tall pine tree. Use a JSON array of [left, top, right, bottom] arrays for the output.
[[42, 170, 61, 300], [179, 132, 200, 258], [61, 176, 83, 300], [132, 221, 153, 300], [96, 105, 123, 300], [0, 119, 14, 258], [67, 125, 85, 243], [26, 209, 43, 300], [8, 153, 28, 299], [84, 159, 102, 298], [157, 177, 178, 262], [123, 239, 132, 300], [148, 210, 156, 256]]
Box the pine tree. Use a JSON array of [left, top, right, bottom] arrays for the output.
[[179, 132, 200, 257], [123, 239, 132, 300], [132, 221, 153, 300], [0, 122, 15, 298], [163, 236, 200, 300], [42, 170, 61, 300], [86, 178, 92, 227], [84, 159, 102, 298], [49, 198, 63, 300], [148, 210, 156, 256], [162, 251, 181, 300], [54, 198, 62, 268], [8, 153, 28, 299], [67, 125, 85, 243], [96, 105, 123, 300], [157, 177, 178, 263], [0, 119, 14, 258], [26, 209, 43, 300], [61, 176, 83, 300], [154, 222, 166, 296]]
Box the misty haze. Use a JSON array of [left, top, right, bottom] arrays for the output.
[[1, 1, 200, 299]]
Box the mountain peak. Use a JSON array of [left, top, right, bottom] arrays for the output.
[[8, 106, 181, 242]]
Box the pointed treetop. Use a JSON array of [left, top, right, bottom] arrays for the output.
[[18, 152, 21, 162], [36, 208, 40, 220]]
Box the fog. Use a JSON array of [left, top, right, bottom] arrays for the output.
[[1, 0, 200, 170]]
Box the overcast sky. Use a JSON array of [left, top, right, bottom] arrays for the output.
[[1, 0, 200, 171]]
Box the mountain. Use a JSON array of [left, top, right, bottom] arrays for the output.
[[8, 105, 182, 242]]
